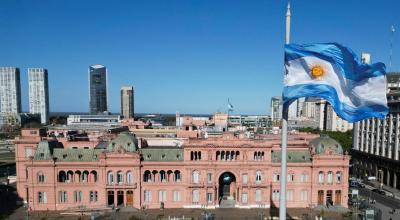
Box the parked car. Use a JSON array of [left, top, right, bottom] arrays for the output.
[[372, 188, 386, 195]]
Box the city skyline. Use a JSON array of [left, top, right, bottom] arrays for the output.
[[0, 0, 399, 115]]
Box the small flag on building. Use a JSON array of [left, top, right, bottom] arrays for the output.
[[228, 99, 234, 112], [283, 43, 388, 122]]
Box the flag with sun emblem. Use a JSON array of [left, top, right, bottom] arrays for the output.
[[283, 43, 388, 123]]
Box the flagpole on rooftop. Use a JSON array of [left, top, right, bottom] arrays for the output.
[[390, 25, 395, 70], [279, 1, 291, 220]]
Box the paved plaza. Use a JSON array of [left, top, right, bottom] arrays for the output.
[[5, 207, 351, 220]]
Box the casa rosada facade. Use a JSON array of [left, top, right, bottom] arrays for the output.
[[15, 128, 350, 211]]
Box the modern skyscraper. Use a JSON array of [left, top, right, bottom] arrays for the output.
[[0, 67, 21, 114], [28, 68, 49, 124], [270, 96, 282, 121], [120, 86, 134, 118], [89, 65, 108, 114]]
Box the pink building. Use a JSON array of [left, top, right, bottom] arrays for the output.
[[15, 128, 349, 211]]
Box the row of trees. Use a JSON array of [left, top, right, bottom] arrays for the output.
[[298, 127, 352, 152]]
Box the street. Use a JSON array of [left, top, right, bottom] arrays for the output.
[[358, 187, 400, 219]]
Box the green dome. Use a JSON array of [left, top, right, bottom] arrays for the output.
[[309, 135, 343, 155], [108, 132, 138, 152]]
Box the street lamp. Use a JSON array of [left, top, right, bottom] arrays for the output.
[[378, 170, 383, 190], [23, 200, 29, 220]]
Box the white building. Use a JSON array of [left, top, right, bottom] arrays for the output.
[[0, 67, 21, 114], [67, 114, 121, 126], [315, 99, 352, 132], [28, 68, 49, 124], [352, 72, 400, 190]]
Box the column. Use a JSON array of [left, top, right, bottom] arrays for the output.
[[394, 172, 398, 189], [370, 119, 375, 154], [389, 114, 394, 159], [360, 120, 365, 152], [114, 190, 117, 207], [395, 114, 399, 160], [382, 118, 387, 157], [124, 190, 127, 207], [353, 122, 360, 150], [376, 119, 381, 156], [366, 119, 370, 153], [387, 169, 391, 186]]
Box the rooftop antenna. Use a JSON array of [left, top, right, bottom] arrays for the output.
[[390, 25, 395, 70]]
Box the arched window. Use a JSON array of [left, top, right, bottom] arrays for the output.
[[107, 171, 114, 185], [336, 171, 342, 184], [300, 172, 308, 182], [192, 170, 200, 184], [230, 151, 234, 160], [38, 172, 45, 183], [160, 170, 166, 182], [235, 151, 239, 160], [144, 170, 152, 182], [287, 173, 294, 182], [221, 151, 225, 160], [327, 171, 333, 184], [67, 171, 73, 183], [117, 171, 124, 185], [90, 171, 98, 183], [174, 170, 181, 182], [75, 171, 81, 182], [216, 151, 220, 160], [58, 171, 66, 183], [127, 171, 133, 185], [254, 152, 257, 160], [318, 171, 324, 184], [82, 170, 89, 182], [256, 170, 262, 183], [198, 151, 201, 160], [190, 151, 194, 160]]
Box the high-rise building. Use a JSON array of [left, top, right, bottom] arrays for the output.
[[314, 99, 352, 132], [270, 96, 282, 121], [120, 86, 134, 118], [0, 67, 21, 114], [352, 72, 400, 190], [28, 68, 49, 124], [361, 52, 371, 64], [89, 65, 108, 114]]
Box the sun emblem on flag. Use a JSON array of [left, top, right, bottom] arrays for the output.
[[310, 65, 325, 79]]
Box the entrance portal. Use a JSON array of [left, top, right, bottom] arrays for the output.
[[117, 191, 124, 206], [126, 190, 133, 206], [218, 172, 236, 206], [107, 191, 114, 206], [317, 190, 324, 205], [326, 190, 333, 206]]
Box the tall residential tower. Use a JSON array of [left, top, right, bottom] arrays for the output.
[[89, 65, 108, 114], [28, 68, 49, 124], [120, 86, 134, 118], [0, 67, 21, 114]]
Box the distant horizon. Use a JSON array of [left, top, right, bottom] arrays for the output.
[[46, 112, 269, 117], [1, 0, 398, 115]]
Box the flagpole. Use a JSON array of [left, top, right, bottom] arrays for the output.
[[279, 1, 291, 220]]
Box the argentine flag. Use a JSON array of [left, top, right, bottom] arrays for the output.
[[283, 43, 388, 123]]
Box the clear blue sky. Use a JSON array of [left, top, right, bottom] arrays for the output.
[[0, 0, 398, 115]]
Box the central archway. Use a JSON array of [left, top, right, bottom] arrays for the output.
[[218, 172, 236, 204]]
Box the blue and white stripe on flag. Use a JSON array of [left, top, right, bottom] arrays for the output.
[[283, 43, 388, 123]]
